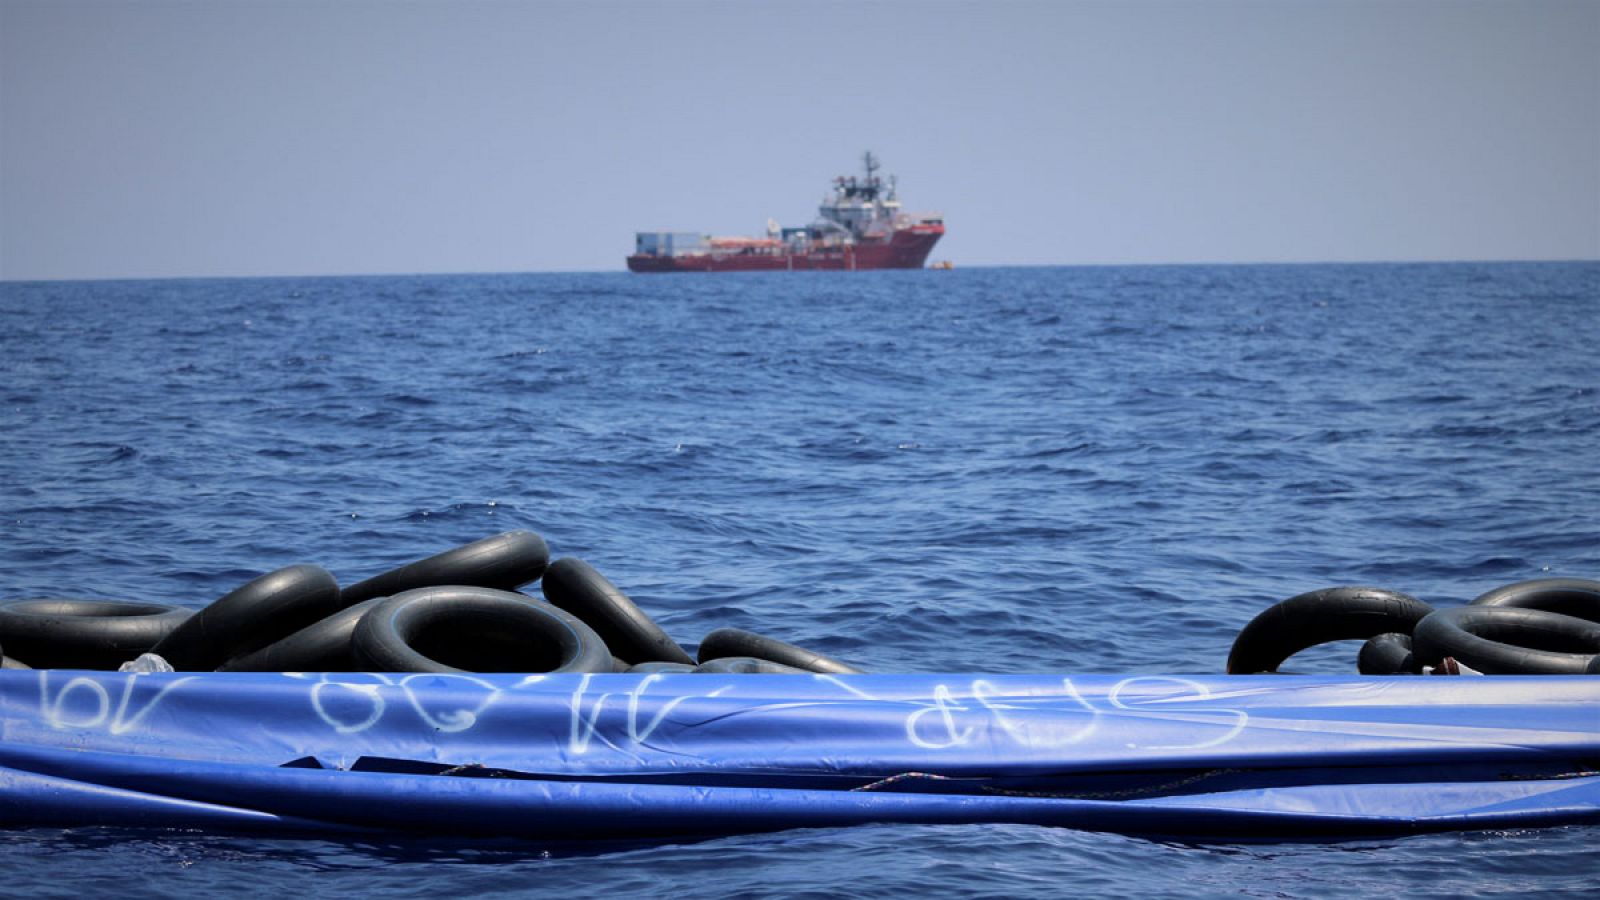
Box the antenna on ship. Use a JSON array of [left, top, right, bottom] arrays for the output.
[[858, 151, 882, 202]]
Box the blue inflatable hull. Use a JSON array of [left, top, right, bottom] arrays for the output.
[[2, 671, 1597, 840]]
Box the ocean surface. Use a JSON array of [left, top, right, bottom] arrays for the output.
[[1, 262, 1597, 896]]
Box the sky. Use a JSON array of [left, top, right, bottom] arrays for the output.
[[1, 0, 1596, 280]]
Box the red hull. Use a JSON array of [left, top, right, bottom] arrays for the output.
[[628, 224, 944, 273]]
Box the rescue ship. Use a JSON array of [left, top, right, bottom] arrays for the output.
[[627, 153, 944, 272]]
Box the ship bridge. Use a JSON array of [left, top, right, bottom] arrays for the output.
[[818, 151, 905, 240]]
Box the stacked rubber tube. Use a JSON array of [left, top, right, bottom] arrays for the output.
[[1227, 579, 1600, 675], [0, 531, 863, 675], [5, 530, 1595, 676]]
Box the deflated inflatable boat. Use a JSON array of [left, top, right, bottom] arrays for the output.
[[2, 670, 1597, 840]]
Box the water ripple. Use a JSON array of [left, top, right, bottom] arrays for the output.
[[0, 263, 1596, 891]]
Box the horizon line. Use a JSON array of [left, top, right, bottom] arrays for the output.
[[4, 257, 1598, 286]]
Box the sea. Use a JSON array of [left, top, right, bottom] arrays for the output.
[[0, 262, 1596, 897]]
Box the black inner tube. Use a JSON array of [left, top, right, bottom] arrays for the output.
[[540, 557, 695, 666], [353, 585, 612, 674], [1226, 587, 1434, 674], [1412, 605, 1600, 674], [0, 598, 193, 670], [1357, 632, 1418, 675], [151, 564, 341, 671], [693, 656, 808, 674], [628, 661, 697, 674], [1470, 578, 1600, 623], [697, 627, 864, 674], [219, 597, 385, 672], [340, 531, 551, 608]]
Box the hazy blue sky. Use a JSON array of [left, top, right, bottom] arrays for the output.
[[2, 0, 1596, 279]]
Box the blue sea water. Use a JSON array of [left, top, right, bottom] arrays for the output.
[[1, 262, 1597, 896]]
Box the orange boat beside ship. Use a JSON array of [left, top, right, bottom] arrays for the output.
[[627, 153, 945, 273]]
